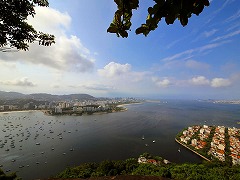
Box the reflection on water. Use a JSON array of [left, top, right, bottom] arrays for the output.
[[0, 100, 239, 179]]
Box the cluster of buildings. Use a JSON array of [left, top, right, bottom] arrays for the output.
[[138, 156, 170, 165], [212, 100, 240, 104], [53, 102, 111, 114], [0, 98, 141, 114], [52, 99, 132, 114], [191, 125, 211, 149], [208, 126, 225, 162], [179, 125, 200, 144], [138, 157, 158, 165], [178, 125, 240, 165], [228, 127, 240, 165]]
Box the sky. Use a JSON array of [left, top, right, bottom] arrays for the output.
[[0, 0, 240, 99]]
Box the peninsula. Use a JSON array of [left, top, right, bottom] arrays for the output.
[[176, 125, 240, 165], [0, 91, 144, 115]]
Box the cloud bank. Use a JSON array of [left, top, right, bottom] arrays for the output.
[[0, 7, 94, 73]]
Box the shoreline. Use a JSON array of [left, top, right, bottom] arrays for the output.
[[0, 110, 40, 114], [175, 138, 211, 162], [117, 102, 143, 107]]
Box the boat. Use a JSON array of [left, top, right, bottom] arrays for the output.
[[36, 142, 40, 145], [145, 144, 149, 147], [142, 135, 144, 140], [153, 140, 156, 143], [178, 148, 181, 152]]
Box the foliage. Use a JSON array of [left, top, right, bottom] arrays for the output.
[[0, 168, 18, 180], [1, 0, 210, 51], [224, 128, 232, 165], [108, 0, 210, 37], [0, 0, 55, 52], [55, 154, 240, 180]]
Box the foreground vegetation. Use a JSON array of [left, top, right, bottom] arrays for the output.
[[55, 154, 240, 180], [0, 168, 17, 180], [1, 153, 240, 180]]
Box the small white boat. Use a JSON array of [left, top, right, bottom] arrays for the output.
[[178, 148, 181, 152], [153, 140, 156, 143], [142, 135, 144, 140]]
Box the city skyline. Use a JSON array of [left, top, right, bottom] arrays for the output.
[[0, 0, 239, 99]]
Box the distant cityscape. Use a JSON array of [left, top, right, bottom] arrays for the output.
[[0, 97, 142, 115], [0, 92, 143, 115]]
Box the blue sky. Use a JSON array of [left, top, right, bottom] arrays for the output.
[[0, 0, 239, 99]]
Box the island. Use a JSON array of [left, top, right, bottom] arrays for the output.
[[176, 125, 240, 165]]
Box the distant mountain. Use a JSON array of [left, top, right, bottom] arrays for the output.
[[29, 93, 96, 101], [0, 91, 96, 101], [0, 91, 27, 100]]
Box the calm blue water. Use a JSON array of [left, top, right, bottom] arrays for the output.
[[0, 100, 239, 180]]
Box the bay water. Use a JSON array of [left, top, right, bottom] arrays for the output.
[[0, 100, 239, 179]]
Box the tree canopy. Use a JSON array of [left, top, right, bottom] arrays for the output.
[[0, 0, 210, 51], [0, 0, 55, 52], [108, 0, 210, 37]]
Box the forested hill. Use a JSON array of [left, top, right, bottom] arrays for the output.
[[0, 91, 95, 101], [55, 157, 240, 180]]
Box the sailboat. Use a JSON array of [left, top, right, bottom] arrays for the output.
[[142, 135, 144, 140]]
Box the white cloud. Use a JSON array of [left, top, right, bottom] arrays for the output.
[[0, 61, 16, 69], [185, 60, 210, 70], [212, 30, 240, 42], [152, 77, 171, 88], [0, 7, 94, 73], [190, 76, 210, 85], [28, 6, 71, 35], [1, 77, 36, 87], [98, 62, 131, 78], [51, 84, 60, 88], [190, 76, 232, 88], [211, 78, 231, 88], [161, 41, 229, 62], [203, 29, 218, 38], [225, 9, 240, 22], [81, 84, 115, 91]]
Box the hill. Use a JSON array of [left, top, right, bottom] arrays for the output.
[[0, 91, 96, 101]]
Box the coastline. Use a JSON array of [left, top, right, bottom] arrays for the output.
[[0, 110, 40, 114], [175, 138, 211, 162]]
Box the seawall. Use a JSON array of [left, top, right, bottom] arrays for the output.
[[175, 138, 210, 162]]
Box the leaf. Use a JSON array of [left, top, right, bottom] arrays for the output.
[[135, 26, 145, 34], [192, 3, 204, 15], [165, 13, 176, 25], [203, 0, 210, 6], [119, 30, 128, 38], [107, 26, 118, 33], [180, 14, 188, 26], [129, 0, 139, 9], [148, 7, 154, 14]]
